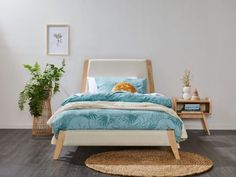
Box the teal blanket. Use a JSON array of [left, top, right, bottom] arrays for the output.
[[62, 92, 172, 108], [51, 92, 183, 142]]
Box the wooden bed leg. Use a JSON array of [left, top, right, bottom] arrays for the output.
[[201, 113, 211, 135], [53, 131, 65, 160], [167, 130, 180, 160]]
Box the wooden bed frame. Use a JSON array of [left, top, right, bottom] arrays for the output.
[[53, 59, 181, 160]]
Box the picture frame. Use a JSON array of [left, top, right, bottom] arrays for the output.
[[46, 24, 69, 56]]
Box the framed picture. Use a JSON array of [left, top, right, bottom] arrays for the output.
[[46, 24, 69, 56]]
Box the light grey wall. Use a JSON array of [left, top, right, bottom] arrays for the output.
[[0, 0, 236, 129]]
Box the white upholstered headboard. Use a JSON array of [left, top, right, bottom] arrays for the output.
[[81, 59, 155, 93]]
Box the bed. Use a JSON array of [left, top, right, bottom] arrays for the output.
[[48, 59, 187, 160]]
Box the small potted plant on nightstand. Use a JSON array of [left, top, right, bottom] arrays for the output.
[[182, 69, 192, 100], [18, 60, 65, 136]]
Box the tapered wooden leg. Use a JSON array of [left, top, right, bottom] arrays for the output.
[[53, 131, 65, 160], [201, 113, 210, 135], [167, 130, 180, 160]]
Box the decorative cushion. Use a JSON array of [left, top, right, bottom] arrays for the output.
[[95, 77, 147, 93], [112, 82, 137, 93]]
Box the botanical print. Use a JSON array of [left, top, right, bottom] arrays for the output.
[[47, 25, 69, 55], [54, 33, 63, 47]]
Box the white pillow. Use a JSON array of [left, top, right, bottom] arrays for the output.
[[87, 77, 98, 93], [145, 92, 165, 97]]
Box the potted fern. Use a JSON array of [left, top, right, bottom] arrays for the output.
[[181, 69, 192, 100], [18, 60, 65, 136]]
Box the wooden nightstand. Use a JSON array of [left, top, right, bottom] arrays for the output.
[[172, 98, 212, 135]]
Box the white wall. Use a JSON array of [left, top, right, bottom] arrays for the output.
[[0, 0, 236, 129]]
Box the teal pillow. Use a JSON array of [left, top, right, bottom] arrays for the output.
[[95, 77, 147, 94]]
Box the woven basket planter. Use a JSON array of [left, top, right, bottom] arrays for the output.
[[32, 94, 52, 136]]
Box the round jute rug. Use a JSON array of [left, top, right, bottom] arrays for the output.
[[85, 149, 213, 177]]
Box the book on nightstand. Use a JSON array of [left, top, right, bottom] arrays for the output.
[[183, 104, 201, 111]]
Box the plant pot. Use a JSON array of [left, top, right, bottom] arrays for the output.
[[32, 94, 52, 136], [182, 86, 191, 100]]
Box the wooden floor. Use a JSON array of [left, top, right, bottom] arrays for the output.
[[0, 130, 235, 177]]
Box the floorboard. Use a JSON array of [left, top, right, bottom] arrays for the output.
[[0, 130, 235, 177]]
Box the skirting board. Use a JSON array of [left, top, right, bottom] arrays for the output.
[[0, 124, 32, 129], [184, 123, 236, 130]]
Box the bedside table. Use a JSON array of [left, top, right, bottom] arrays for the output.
[[172, 98, 212, 135]]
